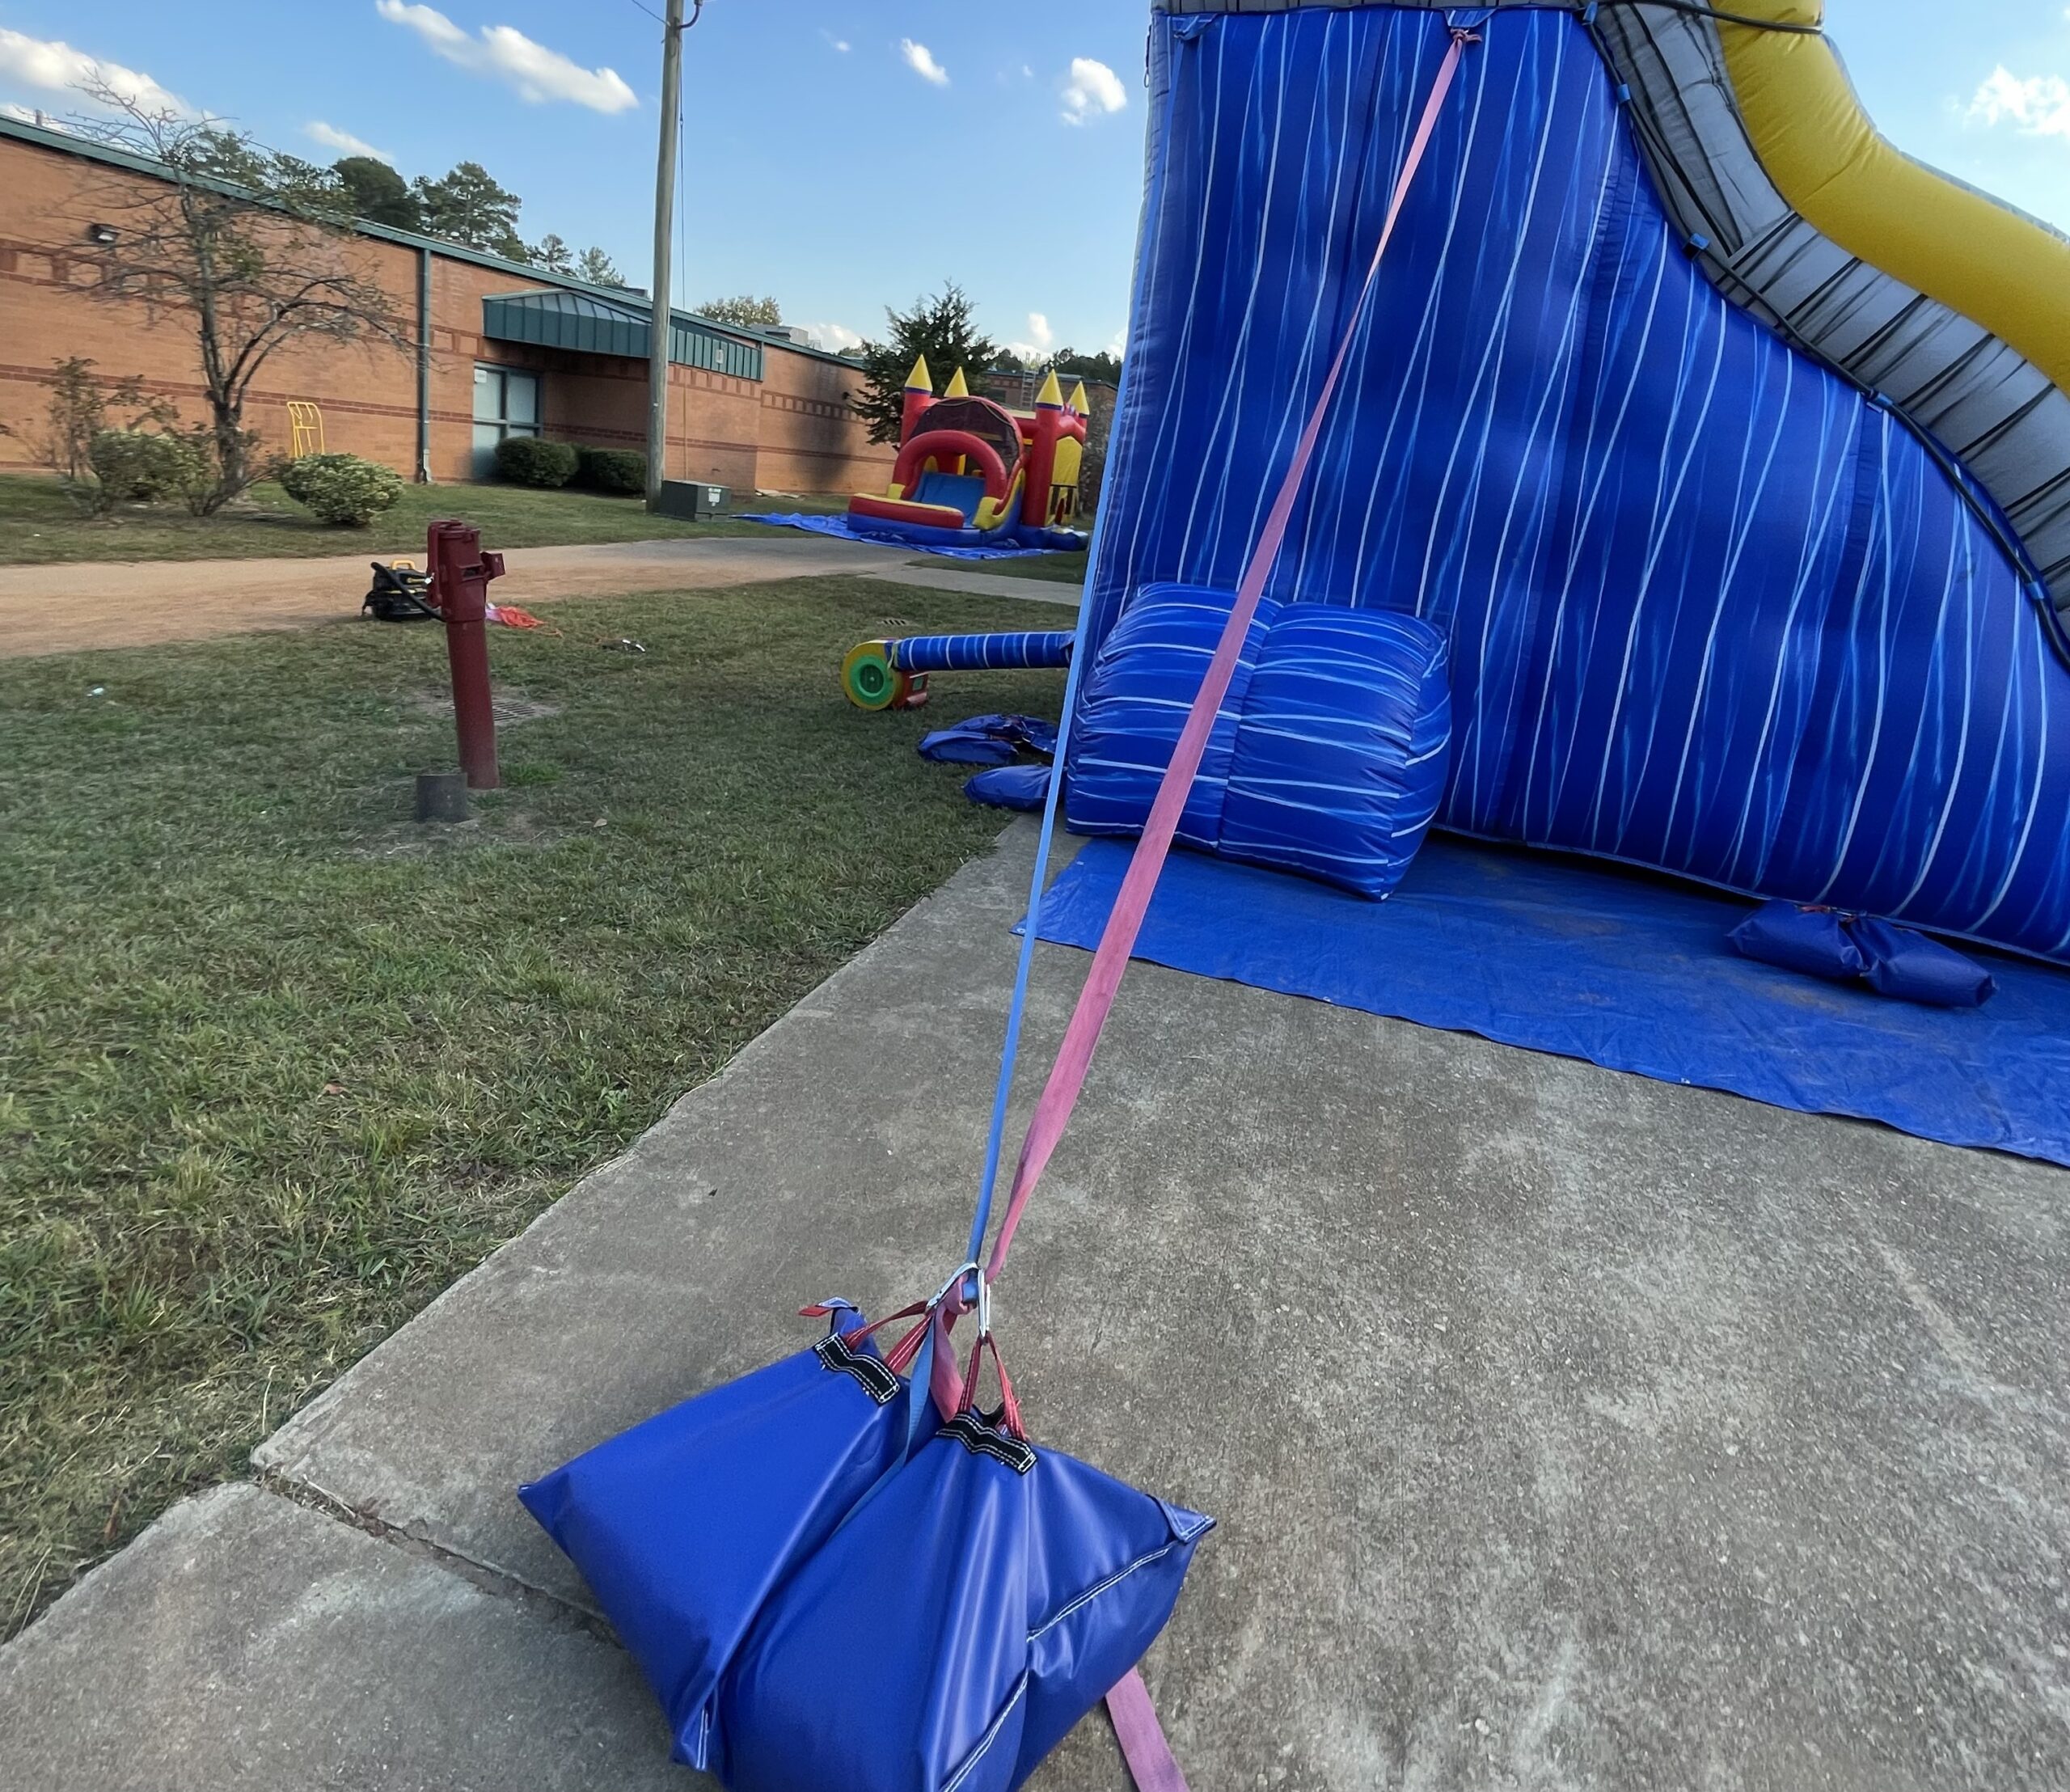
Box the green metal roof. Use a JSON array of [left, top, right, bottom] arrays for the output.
[[481, 289, 764, 380]]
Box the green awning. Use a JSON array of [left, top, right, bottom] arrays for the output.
[[482, 289, 763, 381]]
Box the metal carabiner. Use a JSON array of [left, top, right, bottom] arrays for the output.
[[925, 1257, 982, 1311]]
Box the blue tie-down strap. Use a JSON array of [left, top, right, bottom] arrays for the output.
[[518, 1304, 917, 1772], [966, 763, 1052, 813], [713, 1389, 1211, 1792]]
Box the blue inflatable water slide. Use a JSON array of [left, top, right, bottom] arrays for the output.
[[1062, 0, 2070, 966]]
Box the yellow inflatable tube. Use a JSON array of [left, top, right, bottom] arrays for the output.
[[1718, 1, 2070, 393]]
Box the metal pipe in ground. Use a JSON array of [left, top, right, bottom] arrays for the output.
[[428, 519, 505, 790]]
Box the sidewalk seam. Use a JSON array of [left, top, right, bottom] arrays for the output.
[[252, 1468, 612, 1640]]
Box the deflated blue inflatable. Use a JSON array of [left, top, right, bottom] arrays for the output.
[[1069, 584, 1452, 898], [919, 713, 1061, 767], [965, 763, 1054, 813]]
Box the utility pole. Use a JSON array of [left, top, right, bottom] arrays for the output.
[[644, 0, 686, 510]]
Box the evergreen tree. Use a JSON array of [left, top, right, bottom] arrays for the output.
[[412, 162, 527, 260], [531, 233, 575, 274], [576, 246, 625, 287], [697, 294, 783, 329], [1049, 347, 1123, 386], [332, 156, 422, 230], [851, 283, 999, 443]]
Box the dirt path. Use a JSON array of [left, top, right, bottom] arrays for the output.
[[0, 535, 922, 660]]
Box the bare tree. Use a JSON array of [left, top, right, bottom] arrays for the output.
[[65, 83, 411, 510]]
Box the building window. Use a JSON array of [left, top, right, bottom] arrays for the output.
[[472, 364, 541, 477]]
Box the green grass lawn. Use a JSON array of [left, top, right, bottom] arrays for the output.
[[0, 472, 850, 566], [946, 547, 1092, 585], [0, 576, 1063, 1637]]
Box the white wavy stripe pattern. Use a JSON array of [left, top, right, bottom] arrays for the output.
[[1084, 6, 2070, 961]]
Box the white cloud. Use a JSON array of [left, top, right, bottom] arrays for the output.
[[1060, 57, 1126, 126], [305, 120, 394, 162], [821, 31, 851, 54], [374, 2, 637, 113], [901, 39, 948, 87], [1969, 65, 2070, 140], [1006, 311, 1056, 364], [801, 321, 863, 353], [0, 27, 186, 115]]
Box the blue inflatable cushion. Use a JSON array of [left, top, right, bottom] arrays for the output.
[[1067, 585, 1452, 898], [1219, 604, 1452, 897], [1067, 584, 1282, 853]]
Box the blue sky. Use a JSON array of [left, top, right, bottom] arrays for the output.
[[0, 2, 2064, 358]]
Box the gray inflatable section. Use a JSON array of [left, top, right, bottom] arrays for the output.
[[1155, 0, 2070, 618]]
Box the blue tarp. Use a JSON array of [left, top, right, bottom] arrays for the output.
[[740, 513, 1056, 560], [1028, 837, 2070, 1168]]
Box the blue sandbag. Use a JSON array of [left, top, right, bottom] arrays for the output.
[[518, 1305, 913, 1770], [1728, 902, 1865, 983], [966, 763, 1052, 812], [715, 1400, 1211, 1792], [1852, 917, 1997, 1008], [1219, 605, 1451, 898]]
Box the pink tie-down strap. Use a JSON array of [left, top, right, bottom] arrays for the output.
[[982, 27, 1476, 1287], [1106, 1667, 1190, 1792], [936, 31, 1479, 1792]]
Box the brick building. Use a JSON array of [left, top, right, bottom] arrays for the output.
[[0, 115, 893, 494]]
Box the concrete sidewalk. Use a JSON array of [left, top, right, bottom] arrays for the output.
[[0, 535, 1072, 659], [5, 824, 2067, 1789]]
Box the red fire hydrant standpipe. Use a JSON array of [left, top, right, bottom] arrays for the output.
[[427, 519, 506, 789]]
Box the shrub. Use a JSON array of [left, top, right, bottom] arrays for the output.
[[88, 429, 203, 503], [494, 436, 580, 488], [278, 452, 404, 527], [575, 446, 646, 495]]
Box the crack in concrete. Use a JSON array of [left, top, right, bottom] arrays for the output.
[[251, 1469, 611, 1643]]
